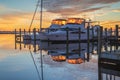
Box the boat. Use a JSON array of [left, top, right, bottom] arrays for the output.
[[23, 19, 66, 40], [23, 18, 111, 41], [39, 18, 99, 42]]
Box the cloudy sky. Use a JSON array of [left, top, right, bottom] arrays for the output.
[[0, 0, 120, 31]]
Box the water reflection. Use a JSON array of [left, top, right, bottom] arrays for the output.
[[15, 40, 120, 80]]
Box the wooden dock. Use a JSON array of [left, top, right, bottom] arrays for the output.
[[14, 25, 120, 43]]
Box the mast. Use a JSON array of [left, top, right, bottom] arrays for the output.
[[40, 0, 43, 31]]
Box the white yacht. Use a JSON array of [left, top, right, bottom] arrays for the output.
[[39, 18, 96, 41], [23, 18, 111, 41], [23, 19, 66, 40]]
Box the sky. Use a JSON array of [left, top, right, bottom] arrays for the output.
[[0, 0, 120, 31]]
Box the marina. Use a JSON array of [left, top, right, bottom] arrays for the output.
[[15, 24, 120, 43], [0, 0, 120, 80], [14, 33, 120, 80]]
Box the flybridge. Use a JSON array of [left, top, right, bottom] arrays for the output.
[[51, 18, 86, 25], [52, 19, 67, 26], [67, 18, 85, 24]]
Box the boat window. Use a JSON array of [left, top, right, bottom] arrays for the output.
[[60, 28, 66, 31], [60, 28, 78, 31], [71, 31, 86, 34]]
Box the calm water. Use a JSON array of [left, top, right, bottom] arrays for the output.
[[0, 34, 120, 80]]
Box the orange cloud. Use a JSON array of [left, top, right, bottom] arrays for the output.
[[112, 9, 120, 12], [0, 6, 120, 31], [0, 11, 61, 31], [100, 21, 120, 29]]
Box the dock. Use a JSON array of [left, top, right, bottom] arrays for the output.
[[15, 25, 120, 43]]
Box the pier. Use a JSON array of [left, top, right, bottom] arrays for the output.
[[15, 25, 120, 42]]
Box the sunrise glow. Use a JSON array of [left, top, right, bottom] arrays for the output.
[[0, 0, 120, 31]]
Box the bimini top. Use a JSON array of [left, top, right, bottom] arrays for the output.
[[67, 18, 85, 24], [52, 19, 67, 26]]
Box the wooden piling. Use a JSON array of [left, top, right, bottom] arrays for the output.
[[110, 28, 112, 52], [98, 27, 102, 80], [15, 29, 16, 41], [33, 28, 36, 41], [87, 26, 90, 61], [115, 25, 119, 41], [87, 41, 90, 62], [109, 28, 112, 41], [15, 29, 17, 49], [97, 27, 99, 41], [105, 28, 107, 42], [92, 27, 94, 41], [66, 27, 69, 58], [33, 41, 37, 52], [78, 28, 81, 56], [19, 28, 22, 50], [19, 28, 21, 43], [24, 29, 26, 35], [101, 27, 103, 41], [87, 26, 90, 42]]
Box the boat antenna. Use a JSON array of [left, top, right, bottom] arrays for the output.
[[39, 0, 43, 31], [29, 0, 40, 30]]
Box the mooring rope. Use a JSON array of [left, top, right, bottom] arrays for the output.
[[29, 0, 40, 30]]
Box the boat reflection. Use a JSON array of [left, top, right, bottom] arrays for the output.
[[16, 40, 98, 64], [15, 40, 120, 80]]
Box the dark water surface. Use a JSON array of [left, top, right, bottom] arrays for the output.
[[0, 34, 119, 80]]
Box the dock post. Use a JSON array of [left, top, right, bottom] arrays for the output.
[[116, 25, 119, 41], [92, 27, 94, 41], [101, 27, 103, 41], [109, 28, 112, 41], [15, 29, 16, 41], [19, 28, 21, 42], [105, 28, 107, 42], [66, 27, 69, 58], [91, 27, 94, 54], [78, 28, 81, 56], [19, 28, 22, 50], [33, 28, 36, 41], [24, 29, 26, 35], [115, 25, 119, 51], [109, 28, 112, 52], [87, 26, 90, 61], [98, 27, 102, 80], [97, 27, 99, 41], [15, 29, 17, 49], [87, 26, 90, 42]]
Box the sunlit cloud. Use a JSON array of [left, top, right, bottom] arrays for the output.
[[0, 0, 120, 31], [112, 9, 120, 12], [0, 9, 61, 31], [43, 0, 120, 16], [100, 21, 120, 29]]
